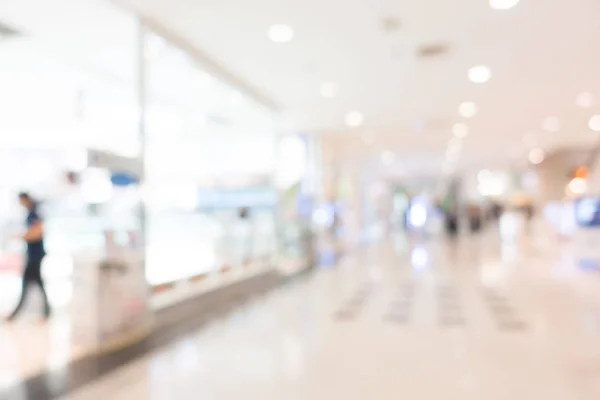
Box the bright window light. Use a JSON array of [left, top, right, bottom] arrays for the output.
[[61, 147, 88, 172], [268, 25, 294, 43], [276, 136, 306, 189], [80, 167, 113, 204]]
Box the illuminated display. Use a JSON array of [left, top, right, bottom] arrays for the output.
[[0, 25, 279, 289]]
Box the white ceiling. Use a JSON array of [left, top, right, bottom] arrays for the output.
[[2, 0, 600, 173], [0, 0, 277, 153], [117, 0, 600, 170]]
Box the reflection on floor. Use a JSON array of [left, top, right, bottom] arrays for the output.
[[61, 229, 600, 399], [0, 272, 72, 316], [0, 313, 85, 390], [0, 272, 81, 388]]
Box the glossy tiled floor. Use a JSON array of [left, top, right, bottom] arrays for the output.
[[0, 273, 80, 388], [0, 314, 86, 391], [62, 226, 600, 399]]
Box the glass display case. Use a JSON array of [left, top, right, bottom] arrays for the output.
[[0, 12, 294, 315], [142, 31, 280, 287]]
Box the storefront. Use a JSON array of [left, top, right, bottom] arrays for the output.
[[0, 2, 282, 318]]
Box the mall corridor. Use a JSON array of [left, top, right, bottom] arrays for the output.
[[2, 0, 600, 398], [4, 228, 600, 399]]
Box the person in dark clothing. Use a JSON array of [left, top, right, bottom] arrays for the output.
[[6, 192, 51, 322], [446, 211, 459, 236], [468, 204, 483, 233]]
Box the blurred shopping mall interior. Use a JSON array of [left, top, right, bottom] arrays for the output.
[[1, 0, 600, 398]]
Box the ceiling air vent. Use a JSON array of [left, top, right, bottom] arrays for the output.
[[417, 43, 449, 59], [0, 21, 21, 39], [380, 17, 401, 33]]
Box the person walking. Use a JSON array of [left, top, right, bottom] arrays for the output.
[[6, 192, 51, 322]]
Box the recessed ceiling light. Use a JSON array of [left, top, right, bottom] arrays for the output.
[[576, 92, 594, 108], [458, 102, 478, 118], [381, 150, 395, 166], [320, 82, 337, 98], [542, 116, 560, 132], [468, 65, 491, 83], [268, 24, 294, 43], [452, 123, 469, 138], [490, 0, 520, 10], [589, 115, 600, 132], [567, 177, 587, 196], [345, 111, 364, 127], [529, 148, 545, 165]]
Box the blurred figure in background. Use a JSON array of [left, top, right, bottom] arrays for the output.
[[468, 204, 483, 233], [5, 192, 51, 322], [524, 203, 535, 220], [490, 202, 504, 221], [523, 203, 535, 233], [445, 205, 459, 237], [238, 206, 252, 265]]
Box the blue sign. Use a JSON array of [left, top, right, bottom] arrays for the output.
[[111, 172, 139, 186], [578, 258, 600, 270], [575, 197, 600, 227]]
